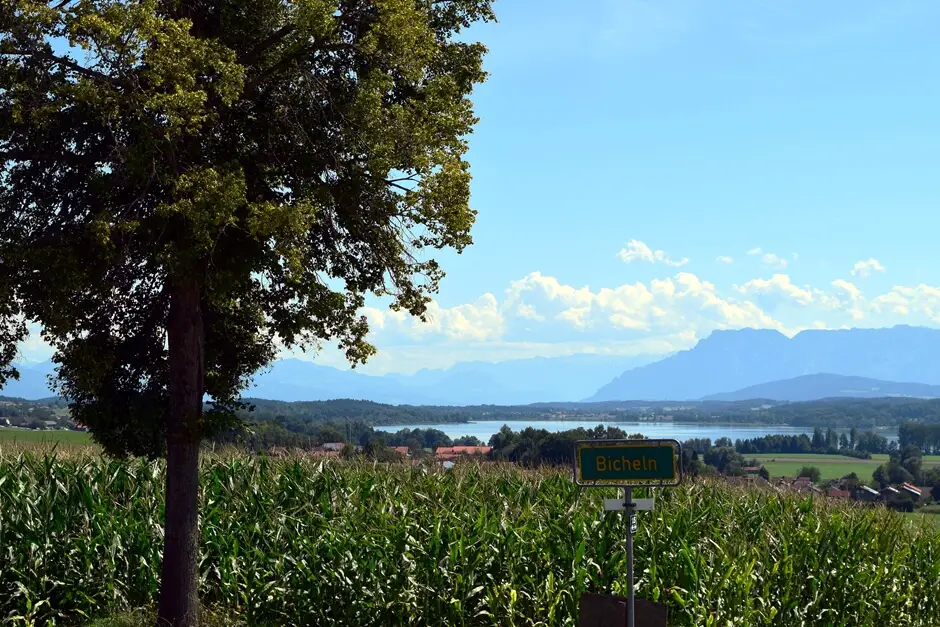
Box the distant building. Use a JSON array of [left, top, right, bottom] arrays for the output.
[[827, 488, 850, 499], [881, 486, 900, 500], [391, 446, 410, 457], [855, 485, 880, 502], [435, 445, 492, 461], [788, 478, 821, 495], [742, 466, 761, 474], [321, 442, 345, 452], [899, 483, 923, 501]]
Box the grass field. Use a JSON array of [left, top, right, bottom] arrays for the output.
[[750, 453, 940, 481], [1, 451, 938, 626], [0, 426, 92, 445]]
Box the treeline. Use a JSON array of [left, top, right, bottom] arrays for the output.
[[732, 427, 889, 456], [661, 398, 940, 428], [211, 415, 483, 454], [898, 423, 940, 455], [235, 398, 473, 426], [488, 424, 646, 466], [231, 397, 940, 430]]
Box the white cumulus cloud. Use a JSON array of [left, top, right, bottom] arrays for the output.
[[617, 239, 688, 267], [734, 274, 813, 305], [761, 253, 788, 268], [716, 255, 734, 264], [746, 247, 788, 268], [850, 258, 886, 278], [831, 279, 862, 302]]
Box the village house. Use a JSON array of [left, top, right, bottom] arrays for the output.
[[435, 445, 492, 461], [881, 486, 900, 500]]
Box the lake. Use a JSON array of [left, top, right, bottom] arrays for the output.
[[375, 420, 900, 444]]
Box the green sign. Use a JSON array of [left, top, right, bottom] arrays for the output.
[[574, 440, 681, 487]]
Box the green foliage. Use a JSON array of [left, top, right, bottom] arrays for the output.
[[488, 424, 637, 467], [898, 423, 940, 455], [874, 460, 915, 488], [650, 397, 940, 428], [238, 398, 474, 427], [0, 0, 494, 455], [797, 466, 822, 483], [703, 447, 745, 475], [1, 452, 939, 626]]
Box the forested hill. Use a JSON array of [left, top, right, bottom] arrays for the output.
[[238, 398, 474, 426], [9, 396, 940, 430], [235, 397, 940, 429]]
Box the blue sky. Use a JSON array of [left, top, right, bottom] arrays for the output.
[[17, 0, 940, 374]]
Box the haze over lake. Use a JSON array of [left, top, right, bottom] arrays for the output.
[[375, 421, 900, 444]]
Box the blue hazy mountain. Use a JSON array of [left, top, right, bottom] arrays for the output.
[[701, 373, 940, 402], [247, 353, 658, 405], [589, 325, 940, 401], [0, 360, 58, 400], [0, 353, 658, 404]]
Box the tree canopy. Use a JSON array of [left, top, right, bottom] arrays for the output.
[[1, 0, 493, 455]]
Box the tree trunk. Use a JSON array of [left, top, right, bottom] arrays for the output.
[[158, 277, 205, 627]]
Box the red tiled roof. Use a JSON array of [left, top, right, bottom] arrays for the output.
[[436, 446, 491, 456], [827, 489, 850, 498], [391, 446, 410, 455]]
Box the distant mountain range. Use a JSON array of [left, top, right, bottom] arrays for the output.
[[0, 361, 58, 400], [701, 373, 940, 402], [0, 353, 660, 405], [589, 325, 940, 402], [10, 325, 940, 405], [245, 354, 660, 405]]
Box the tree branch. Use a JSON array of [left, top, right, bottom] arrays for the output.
[[243, 40, 356, 93], [2, 48, 121, 87], [239, 23, 297, 66]]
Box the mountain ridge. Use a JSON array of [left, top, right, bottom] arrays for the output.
[[701, 373, 940, 402], [588, 325, 940, 401], [0, 352, 661, 405]]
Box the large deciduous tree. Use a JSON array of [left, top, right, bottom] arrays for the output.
[[0, 0, 494, 624]]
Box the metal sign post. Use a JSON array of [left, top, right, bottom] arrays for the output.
[[574, 439, 682, 627], [625, 486, 635, 627]]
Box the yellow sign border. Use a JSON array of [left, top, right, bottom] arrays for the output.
[[573, 439, 682, 487]]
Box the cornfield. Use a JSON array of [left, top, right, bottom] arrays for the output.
[[1, 449, 938, 626]]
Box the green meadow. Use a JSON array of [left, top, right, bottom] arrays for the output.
[[750, 453, 940, 481]]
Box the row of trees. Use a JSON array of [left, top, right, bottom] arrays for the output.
[[897, 423, 940, 455], [661, 398, 940, 428], [688, 428, 893, 457], [237, 399, 475, 427], [487, 424, 645, 467], [213, 418, 486, 455]]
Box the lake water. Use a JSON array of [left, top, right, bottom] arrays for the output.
[[375, 420, 900, 444]]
